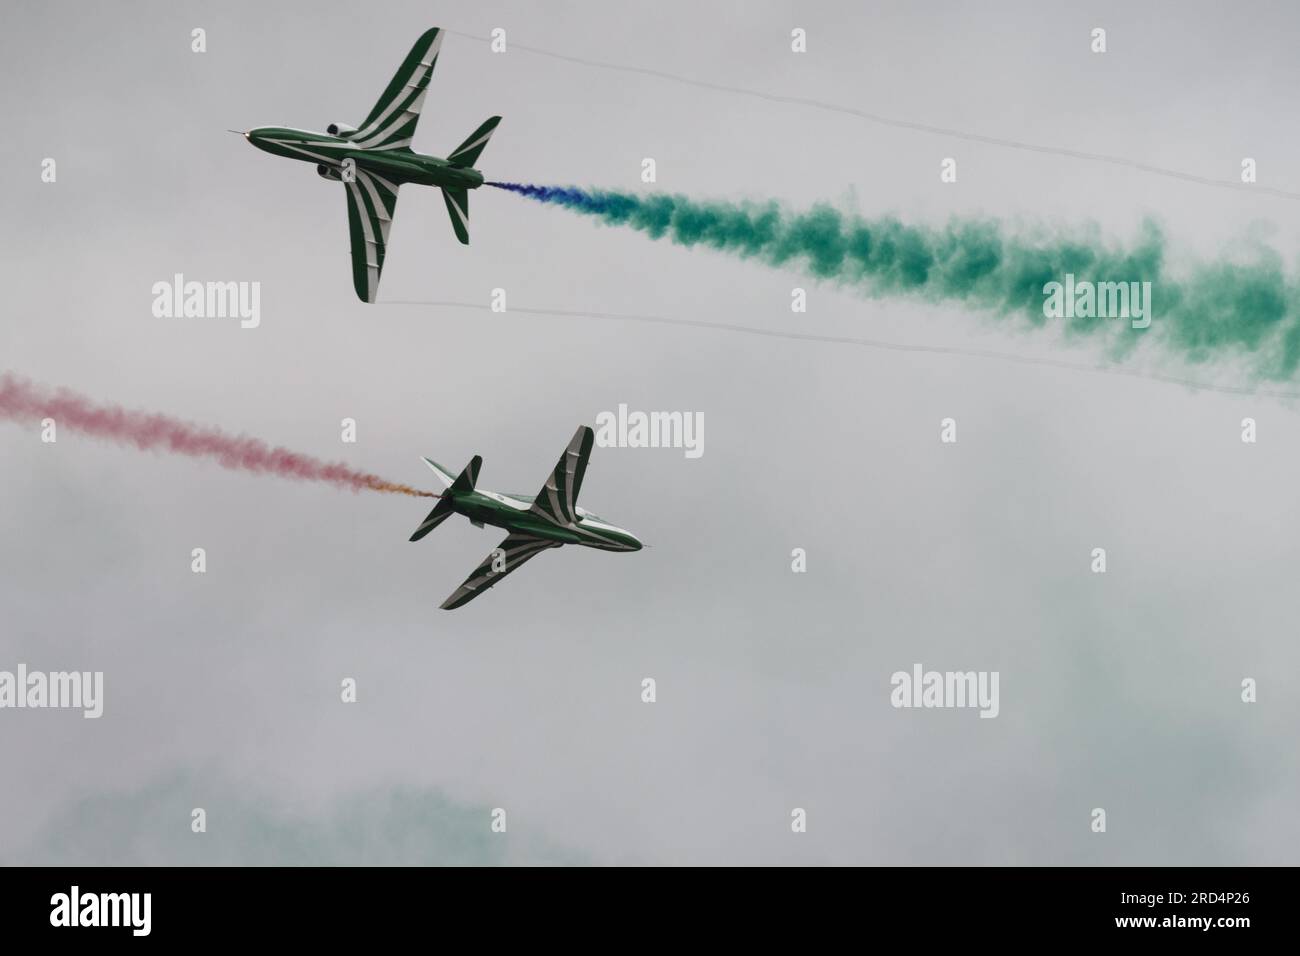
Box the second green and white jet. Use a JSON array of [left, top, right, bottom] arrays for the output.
[[411, 426, 643, 610]]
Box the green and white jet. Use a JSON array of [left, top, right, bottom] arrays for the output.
[[411, 426, 643, 610], [239, 28, 498, 302]]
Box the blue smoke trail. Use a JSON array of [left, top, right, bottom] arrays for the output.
[[487, 182, 633, 214]]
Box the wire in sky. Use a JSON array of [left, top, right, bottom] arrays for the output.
[[445, 29, 1300, 202], [380, 300, 1300, 400]]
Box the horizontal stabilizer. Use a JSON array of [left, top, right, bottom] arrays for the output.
[[442, 188, 469, 244], [409, 495, 454, 542], [447, 116, 501, 168]]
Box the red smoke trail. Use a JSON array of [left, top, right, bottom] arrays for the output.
[[0, 373, 436, 498]]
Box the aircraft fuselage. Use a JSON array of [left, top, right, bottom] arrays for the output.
[[450, 488, 642, 552], [245, 127, 484, 190]]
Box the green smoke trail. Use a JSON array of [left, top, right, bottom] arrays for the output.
[[490, 183, 1300, 382]]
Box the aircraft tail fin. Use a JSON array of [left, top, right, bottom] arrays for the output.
[[442, 187, 470, 244], [450, 455, 482, 494], [447, 116, 500, 168]]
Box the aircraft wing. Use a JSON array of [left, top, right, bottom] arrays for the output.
[[349, 27, 443, 150], [344, 170, 400, 303], [440, 533, 560, 610], [528, 426, 594, 526]]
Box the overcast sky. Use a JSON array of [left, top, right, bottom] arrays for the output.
[[2, 0, 1298, 865]]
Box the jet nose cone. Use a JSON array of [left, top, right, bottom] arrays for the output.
[[627, 537, 643, 552]]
